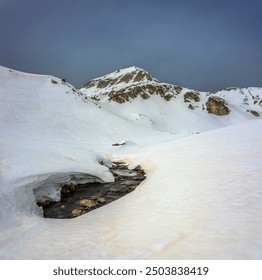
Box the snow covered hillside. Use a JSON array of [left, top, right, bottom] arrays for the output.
[[0, 65, 262, 259]]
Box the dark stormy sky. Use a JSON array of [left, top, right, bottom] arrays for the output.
[[0, 0, 261, 91]]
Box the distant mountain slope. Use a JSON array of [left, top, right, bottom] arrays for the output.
[[79, 66, 262, 133]]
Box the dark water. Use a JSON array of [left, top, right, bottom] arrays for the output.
[[39, 163, 146, 219]]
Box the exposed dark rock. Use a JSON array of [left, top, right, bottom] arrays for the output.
[[184, 91, 200, 102], [224, 87, 238, 91], [206, 96, 230, 116], [97, 79, 111, 88], [112, 142, 125, 146], [188, 104, 194, 110], [118, 73, 133, 84], [134, 71, 153, 82], [82, 80, 97, 89], [107, 84, 175, 103], [133, 165, 146, 176], [174, 86, 183, 94], [108, 90, 127, 103], [163, 94, 173, 101], [37, 200, 53, 207], [90, 96, 100, 101], [247, 110, 260, 117], [112, 160, 126, 165], [140, 92, 150, 99]]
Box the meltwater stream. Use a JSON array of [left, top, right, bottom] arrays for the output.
[[38, 162, 146, 219]]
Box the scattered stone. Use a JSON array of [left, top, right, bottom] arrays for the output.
[[91, 96, 100, 101], [111, 172, 121, 181], [109, 187, 119, 193], [188, 104, 194, 110], [98, 197, 106, 203], [61, 182, 76, 195], [79, 199, 97, 208], [37, 200, 53, 207], [112, 142, 125, 146], [71, 209, 87, 217], [248, 110, 260, 117]]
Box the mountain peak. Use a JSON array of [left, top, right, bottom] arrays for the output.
[[96, 66, 154, 79], [118, 65, 144, 72], [81, 66, 157, 90]]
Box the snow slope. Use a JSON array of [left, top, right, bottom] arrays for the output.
[[0, 65, 262, 259]]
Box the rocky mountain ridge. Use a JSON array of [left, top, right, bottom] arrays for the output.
[[79, 66, 262, 118], [80, 66, 182, 103]]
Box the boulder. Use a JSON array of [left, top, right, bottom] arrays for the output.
[[206, 96, 230, 116]]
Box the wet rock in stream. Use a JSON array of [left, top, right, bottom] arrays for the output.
[[39, 163, 146, 219]]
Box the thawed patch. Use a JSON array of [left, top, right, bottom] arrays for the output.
[[37, 162, 146, 219]]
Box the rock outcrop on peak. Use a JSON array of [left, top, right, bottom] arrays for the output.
[[107, 83, 180, 103]]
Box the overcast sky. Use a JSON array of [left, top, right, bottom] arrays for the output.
[[0, 0, 261, 91]]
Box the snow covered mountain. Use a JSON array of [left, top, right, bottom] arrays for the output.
[[79, 66, 262, 133], [0, 65, 262, 259]]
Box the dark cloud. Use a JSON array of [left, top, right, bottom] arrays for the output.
[[0, 0, 261, 91]]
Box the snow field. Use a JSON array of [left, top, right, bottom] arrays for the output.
[[0, 66, 261, 259]]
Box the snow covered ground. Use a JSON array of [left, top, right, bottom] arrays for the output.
[[0, 66, 261, 259]]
